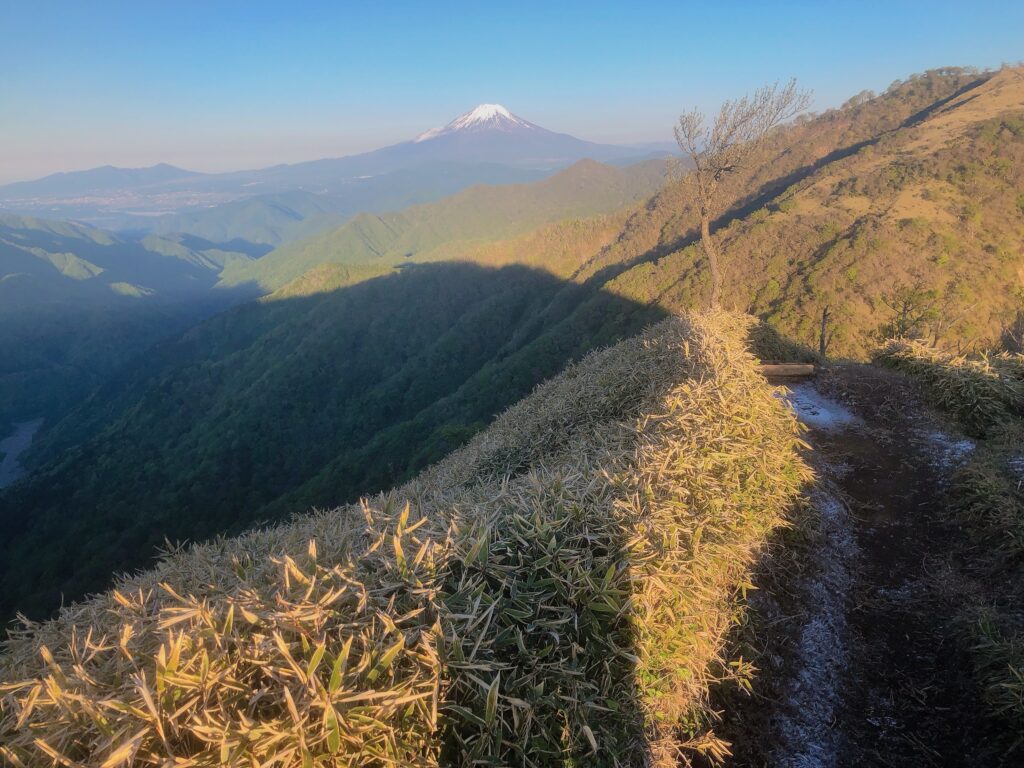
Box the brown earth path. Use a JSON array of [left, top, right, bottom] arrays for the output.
[[724, 365, 992, 767]]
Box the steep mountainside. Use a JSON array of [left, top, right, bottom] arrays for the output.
[[588, 67, 1024, 356], [219, 158, 667, 290], [3, 67, 1022, 624], [0, 259, 665, 621], [0, 157, 664, 435], [0, 216, 257, 427]]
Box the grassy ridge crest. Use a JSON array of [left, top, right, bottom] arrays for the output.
[[0, 313, 809, 766]]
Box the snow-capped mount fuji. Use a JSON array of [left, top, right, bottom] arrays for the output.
[[0, 103, 662, 242], [414, 104, 538, 141], [385, 102, 636, 169]]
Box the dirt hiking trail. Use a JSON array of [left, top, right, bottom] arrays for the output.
[[726, 365, 993, 767]]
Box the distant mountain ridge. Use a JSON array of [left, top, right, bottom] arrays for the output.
[[0, 214, 248, 307], [0, 105, 665, 239], [0, 163, 202, 198]]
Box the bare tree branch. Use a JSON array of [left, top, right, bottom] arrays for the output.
[[675, 79, 812, 307]]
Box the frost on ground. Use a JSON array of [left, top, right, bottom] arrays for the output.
[[1008, 456, 1024, 483], [918, 429, 975, 474], [779, 383, 859, 431], [770, 381, 860, 767], [771, 491, 858, 768]]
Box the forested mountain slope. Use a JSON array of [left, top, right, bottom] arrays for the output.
[[217, 158, 667, 291], [3, 66, 1022, 623], [0, 214, 252, 304], [131, 164, 552, 248], [577, 67, 1024, 355], [0, 260, 665, 621], [0, 159, 663, 437], [0, 217, 257, 429]]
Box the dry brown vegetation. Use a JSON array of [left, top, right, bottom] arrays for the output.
[[875, 338, 1024, 436], [0, 313, 810, 766]]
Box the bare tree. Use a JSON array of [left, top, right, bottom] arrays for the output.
[[675, 80, 811, 307], [1001, 310, 1024, 353], [818, 304, 834, 360]]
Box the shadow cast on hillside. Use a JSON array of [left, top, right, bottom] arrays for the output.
[[0, 260, 667, 623], [175, 233, 274, 259], [1, 263, 831, 763]]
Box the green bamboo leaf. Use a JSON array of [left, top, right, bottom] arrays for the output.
[[367, 637, 404, 682], [602, 563, 616, 588], [329, 637, 353, 693], [485, 673, 500, 727], [446, 705, 487, 728], [307, 642, 326, 681], [325, 706, 341, 753]]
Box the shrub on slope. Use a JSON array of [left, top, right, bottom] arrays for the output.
[[0, 313, 810, 766], [875, 338, 1024, 436]]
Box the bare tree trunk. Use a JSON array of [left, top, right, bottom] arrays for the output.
[[699, 212, 722, 309], [819, 305, 831, 359]]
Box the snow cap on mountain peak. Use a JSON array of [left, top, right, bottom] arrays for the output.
[[414, 103, 536, 142], [460, 104, 512, 121], [448, 103, 531, 130]]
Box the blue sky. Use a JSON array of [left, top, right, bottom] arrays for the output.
[[2, 1, 1022, 183]]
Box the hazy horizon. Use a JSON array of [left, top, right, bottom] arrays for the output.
[[3, 0, 1023, 185]]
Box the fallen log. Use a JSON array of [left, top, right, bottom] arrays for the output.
[[758, 363, 817, 377]]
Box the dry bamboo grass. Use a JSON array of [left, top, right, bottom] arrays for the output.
[[746, 321, 820, 365], [992, 352, 1024, 384], [875, 339, 1024, 436], [1, 313, 810, 767], [948, 451, 1024, 558]]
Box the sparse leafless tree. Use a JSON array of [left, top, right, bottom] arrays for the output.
[[818, 304, 834, 360], [675, 80, 812, 307], [1001, 311, 1024, 353]]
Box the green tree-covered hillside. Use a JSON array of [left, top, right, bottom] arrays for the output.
[[4, 66, 1024, 624], [217, 158, 667, 291]]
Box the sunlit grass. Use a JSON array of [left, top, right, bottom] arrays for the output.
[[1, 313, 810, 766]]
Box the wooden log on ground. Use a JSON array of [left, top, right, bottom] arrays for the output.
[[758, 363, 817, 377]]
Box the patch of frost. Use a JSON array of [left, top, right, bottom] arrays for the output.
[[1008, 456, 1024, 483], [771, 492, 858, 768], [779, 383, 858, 431], [920, 430, 974, 472]]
